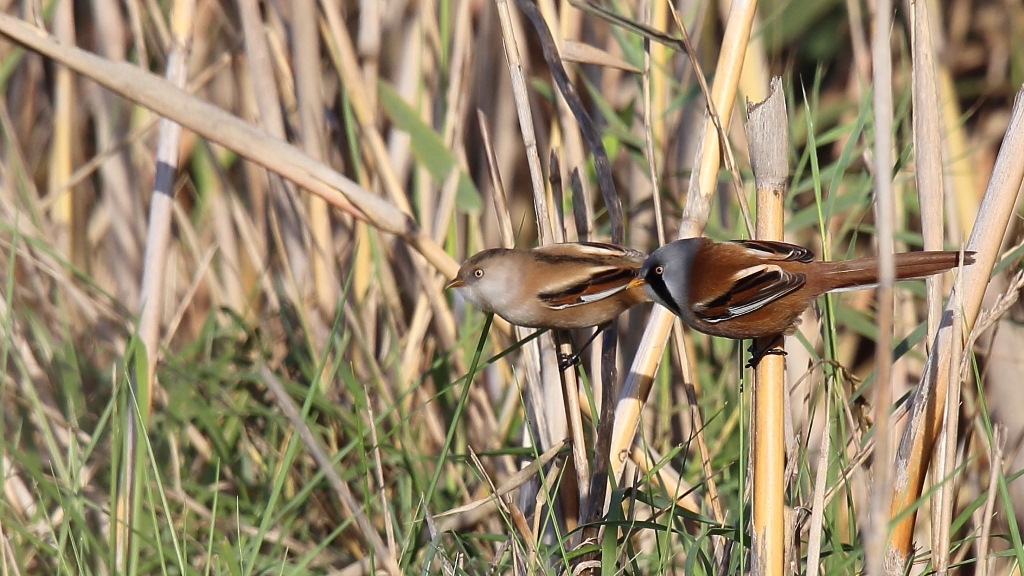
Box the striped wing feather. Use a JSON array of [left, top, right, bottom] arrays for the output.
[[735, 240, 815, 262], [695, 265, 807, 322], [538, 267, 639, 309]]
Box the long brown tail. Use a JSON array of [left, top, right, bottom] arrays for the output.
[[808, 250, 975, 295]]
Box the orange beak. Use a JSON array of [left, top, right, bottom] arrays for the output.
[[627, 276, 646, 289], [445, 278, 464, 290]]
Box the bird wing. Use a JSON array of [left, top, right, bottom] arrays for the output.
[[694, 264, 806, 322], [532, 242, 647, 263], [538, 266, 639, 309], [733, 240, 815, 262]]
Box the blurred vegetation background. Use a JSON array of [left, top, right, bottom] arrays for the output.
[[0, 0, 1022, 574]]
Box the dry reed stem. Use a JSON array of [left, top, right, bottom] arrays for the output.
[[609, 0, 758, 484], [362, 381, 398, 564], [642, 3, 667, 246], [436, 440, 567, 523], [239, 0, 309, 302], [866, 0, 896, 573], [805, 391, 832, 571], [933, 267, 964, 575], [318, 0, 413, 216], [48, 0, 76, 267], [909, 0, 960, 569], [671, 323, 725, 530], [0, 13, 461, 278], [559, 340, 591, 522], [975, 424, 1005, 576], [732, 1, 769, 106], [480, 104, 567, 550], [663, 3, 754, 240], [532, 16, 590, 523], [931, 0, 980, 238], [474, 106, 527, 452], [115, 0, 195, 570], [843, 0, 871, 84], [608, 0, 759, 529], [407, 4, 475, 393], [88, 0, 146, 298], [747, 77, 789, 576], [574, 385, 703, 518], [913, 0, 951, 341], [561, 39, 641, 73], [628, 444, 702, 516], [515, 3, 629, 543], [889, 87, 1024, 569], [294, 0, 336, 315], [493, 7, 568, 485], [647, 0, 669, 161], [549, 0, 587, 223], [939, 68, 980, 237], [546, 156, 590, 522], [496, 0, 553, 246], [529, 0, 623, 245]]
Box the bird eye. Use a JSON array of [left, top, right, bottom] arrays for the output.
[[654, 265, 664, 276], [474, 269, 484, 278]]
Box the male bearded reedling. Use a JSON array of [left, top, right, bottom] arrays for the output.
[[633, 238, 974, 342], [445, 242, 651, 330]]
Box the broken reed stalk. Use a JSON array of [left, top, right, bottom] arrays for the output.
[[746, 77, 789, 576]]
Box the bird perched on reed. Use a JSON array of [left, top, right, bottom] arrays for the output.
[[633, 238, 973, 363], [446, 242, 650, 367]]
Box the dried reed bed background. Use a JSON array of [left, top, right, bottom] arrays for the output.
[[0, 0, 1022, 574]]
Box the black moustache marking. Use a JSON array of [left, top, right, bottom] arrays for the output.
[[646, 273, 683, 317]]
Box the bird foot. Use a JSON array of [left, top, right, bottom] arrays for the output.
[[746, 338, 787, 368], [558, 352, 582, 371]]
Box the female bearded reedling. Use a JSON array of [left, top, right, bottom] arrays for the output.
[[446, 241, 652, 369], [633, 237, 974, 341], [445, 242, 651, 330]]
